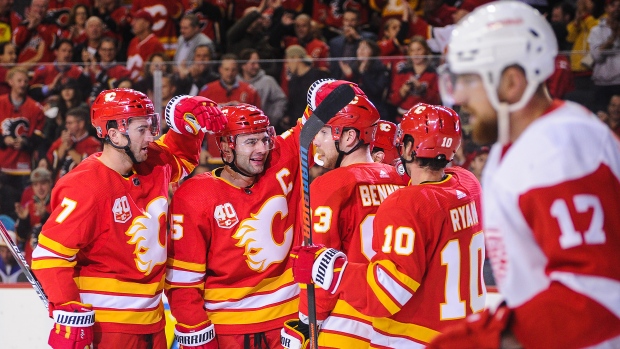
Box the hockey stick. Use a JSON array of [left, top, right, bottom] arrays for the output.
[[0, 220, 49, 310], [299, 83, 355, 349]]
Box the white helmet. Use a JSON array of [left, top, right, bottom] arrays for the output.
[[446, 1, 557, 112]]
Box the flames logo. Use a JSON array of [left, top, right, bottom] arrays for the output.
[[233, 196, 293, 272], [125, 197, 168, 275]]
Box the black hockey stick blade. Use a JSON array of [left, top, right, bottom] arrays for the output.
[[0, 220, 49, 310], [299, 84, 356, 148], [298, 83, 355, 349]]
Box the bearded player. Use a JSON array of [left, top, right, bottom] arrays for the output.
[[31, 89, 226, 349]]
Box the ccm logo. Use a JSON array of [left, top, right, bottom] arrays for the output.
[[253, 120, 266, 124]]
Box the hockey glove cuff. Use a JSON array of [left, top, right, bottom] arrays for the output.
[[174, 320, 217, 349], [281, 319, 310, 349], [292, 245, 348, 294], [48, 301, 95, 349]]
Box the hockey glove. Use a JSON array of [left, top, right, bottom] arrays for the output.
[[427, 303, 513, 349], [165, 95, 226, 135], [48, 301, 95, 349], [281, 318, 310, 349], [175, 320, 218, 349], [291, 245, 348, 294]]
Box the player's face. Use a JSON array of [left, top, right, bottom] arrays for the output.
[[233, 131, 272, 175], [312, 126, 339, 169], [126, 117, 156, 163], [452, 73, 498, 145]]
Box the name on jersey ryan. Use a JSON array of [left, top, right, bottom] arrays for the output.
[[449, 201, 479, 232]]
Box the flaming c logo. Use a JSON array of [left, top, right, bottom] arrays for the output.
[[125, 197, 168, 275]]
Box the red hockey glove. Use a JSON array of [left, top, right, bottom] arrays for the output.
[[427, 303, 513, 349], [281, 318, 310, 349], [175, 320, 218, 349], [291, 245, 348, 294], [165, 95, 227, 135], [48, 301, 95, 349]]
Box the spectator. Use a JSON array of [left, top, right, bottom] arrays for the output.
[[199, 54, 261, 107], [63, 4, 89, 45], [597, 93, 620, 136], [547, 23, 576, 99], [30, 39, 90, 102], [0, 67, 45, 194], [13, 0, 58, 66], [72, 16, 105, 66], [131, 0, 183, 57], [466, 145, 490, 183], [174, 14, 215, 68], [311, 0, 370, 42], [41, 78, 89, 157], [159, 74, 178, 133], [133, 52, 172, 96], [274, 13, 331, 96], [565, 0, 599, 109], [227, 3, 279, 77], [377, 17, 408, 70], [87, 36, 132, 101], [422, 0, 456, 27], [0, 173, 20, 220], [339, 39, 391, 119], [0, 0, 21, 43], [0, 215, 27, 283], [388, 36, 440, 121], [177, 43, 219, 96], [46, 107, 101, 182], [91, 0, 131, 61], [328, 9, 377, 80], [185, 0, 226, 50], [0, 42, 17, 96], [549, 1, 575, 52], [15, 166, 52, 264], [239, 48, 288, 125], [588, 0, 620, 113], [126, 9, 165, 81], [282, 45, 330, 133]]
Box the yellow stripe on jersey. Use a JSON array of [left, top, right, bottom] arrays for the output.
[[331, 299, 372, 321], [31, 258, 77, 269], [319, 331, 370, 348], [367, 260, 420, 315], [95, 303, 163, 325], [208, 298, 298, 325], [372, 317, 440, 344], [167, 258, 206, 273], [76, 276, 164, 295], [37, 235, 79, 257], [204, 268, 294, 301]]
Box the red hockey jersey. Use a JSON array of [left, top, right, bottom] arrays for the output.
[[309, 162, 406, 347], [126, 33, 165, 81], [31, 131, 202, 334], [46, 133, 102, 181], [0, 94, 45, 175], [13, 22, 58, 64], [337, 166, 486, 348], [166, 125, 305, 335], [131, 0, 183, 57], [198, 79, 261, 108]]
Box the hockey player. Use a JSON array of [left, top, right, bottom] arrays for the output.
[[371, 119, 408, 179], [165, 104, 306, 348], [281, 79, 406, 348], [31, 89, 226, 349], [429, 2, 620, 348], [291, 103, 486, 348]]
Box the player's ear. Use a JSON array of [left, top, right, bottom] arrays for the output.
[[372, 150, 385, 163], [498, 66, 527, 105]]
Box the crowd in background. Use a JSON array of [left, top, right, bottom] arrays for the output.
[[1, 0, 620, 282]]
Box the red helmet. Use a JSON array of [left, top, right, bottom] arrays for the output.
[[303, 79, 367, 120], [91, 88, 160, 138], [218, 104, 275, 148], [326, 95, 380, 143], [371, 120, 399, 164], [396, 103, 461, 160]]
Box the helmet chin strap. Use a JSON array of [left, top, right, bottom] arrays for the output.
[[497, 102, 510, 145], [222, 149, 257, 187], [106, 134, 139, 164], [334, 139, 364, 168]]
